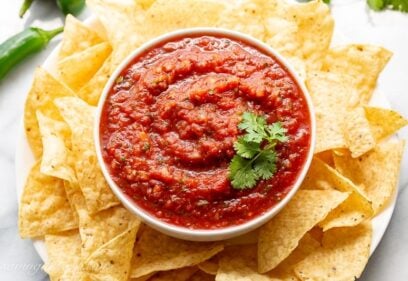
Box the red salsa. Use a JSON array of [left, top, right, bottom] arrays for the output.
[[100, 35, 311, 229]]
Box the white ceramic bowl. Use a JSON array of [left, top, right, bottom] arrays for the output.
[[95, 28, 316, 241]]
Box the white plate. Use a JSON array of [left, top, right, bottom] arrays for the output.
[[15, 17, 398, 263]]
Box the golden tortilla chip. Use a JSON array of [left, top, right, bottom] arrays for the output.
[[146, 0, 226, 38], [83, 222, 141, 281], [322, 44, 392, 104], [225, 229, 259, 246], [57, 42, 112, 92], [148, 267, 198, 281], [364, 106, 408, 141], [266, 0, 334, 71], [301, 157, 373, 230], [75, 196, 138, 260], [268, 233, 320, 280], [36, 111, 76, 182], [59, 14, 104, 59], [217, 245, 269, 281], [217, 0, 265, 40], [130, 227, 223, 278], [19, 162, 78, 238], [190, 270, 215, 281], [306, 71, 359, 153], [258, 190, 348, 273], [87, 0, 147, 68], [344, 107, 376, 158], [24, 67, 75, 159], [77, 55, 113, 105], [43, 230, 86, 280], [54, 97, 119, 213], [334, 139, 405, 214], [294, 222, 372, 281], [198, 258, 218, 276]]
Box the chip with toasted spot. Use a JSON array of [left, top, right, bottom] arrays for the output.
[[43, 230, 86, 280], [333, 139, 405, 214], [258, 190, 348, 273], [24, 67, 75, 159], [131, 227, 223, 278], [36, 111, 76, 182], [301, 157, 373, 230], [294, 222, 372, 281], [364, 106, 408, 141], [83, 222, 141, 281], [54, 97, 119, 213], [322, 44, 392, 104], [268, 233, 320, 280], [344, 107, 376, 158], [306, 71, 358, 153], [75, 195, 138, 260], [19, 162, 78, 238]]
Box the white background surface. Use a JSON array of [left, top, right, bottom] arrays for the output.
[[0, 0, 407, 280]]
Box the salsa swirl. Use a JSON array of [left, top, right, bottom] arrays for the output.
[[100, 35, 311, 229]]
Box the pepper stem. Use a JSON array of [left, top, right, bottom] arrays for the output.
[[19, 0, 34, 18], [45, 26, 64, 40]]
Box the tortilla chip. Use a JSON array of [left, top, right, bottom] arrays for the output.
[[301, 157, 373, 230], [43, 230, 86, 280], [225, 229, 259, 246], [269, 233, 320, 280], [130, 227, 223, 278], [148, 267, 198, 281], [77, 55, 113, 105], [36, 111, 76, 182], [146, 0, 226, 37], [57, 42, 112, 92], [322, 44, 392, 104], [294, 222, 372, 281], [333, 139, 405, 213], [54, 97, 119, 213], [87, 0, 147, 68], [217, 0, 265, 40], [306, 71, 359, 153], [344, 107, 376, 158], [88, 17, 109, 41], [24, 67, 75, 159], [315, 150, 334, 167], [59, 14, 104, 59], [266, 0, 334, 71], [198, 257, 219, 275], [258, 190, 348, 273], [217, 245, 269, 281], [131, 273, 156, 281], [190, 270, 215, 281], [75, 197, 138, 260], [19, 162, 78, 238], [83, 222, 140, 281], [364, 106, 408, 141]]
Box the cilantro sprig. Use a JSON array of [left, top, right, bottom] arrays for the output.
[[229, 112, 288, 190]]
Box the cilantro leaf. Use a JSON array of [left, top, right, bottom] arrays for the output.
[[229, 155, 258, 189], [238, 112, 267, 143], [229, 112, 288, 189], [266, 122, 288, 143], [234, 138, 261, 159], [254, 150, 277, 180]]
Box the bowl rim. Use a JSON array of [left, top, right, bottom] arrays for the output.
[[94, 27, 316, 241]]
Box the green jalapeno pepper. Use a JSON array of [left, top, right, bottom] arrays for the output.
[[0, 26, 63, 80], [19, 0, 85, 17], [56, 0, 85, 15]]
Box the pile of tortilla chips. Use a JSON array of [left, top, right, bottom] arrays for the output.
[[18, 0, 407, 280]]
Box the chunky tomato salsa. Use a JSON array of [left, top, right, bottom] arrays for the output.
[[100, 35, 311, 229]]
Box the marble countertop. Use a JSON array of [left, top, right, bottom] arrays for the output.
[[0, 1, 407, 280]]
